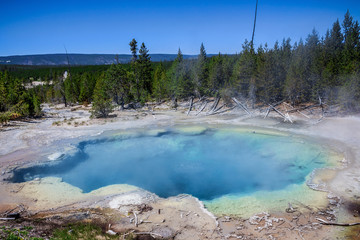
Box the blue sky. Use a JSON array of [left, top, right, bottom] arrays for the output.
[[1, 0, 360, 56]]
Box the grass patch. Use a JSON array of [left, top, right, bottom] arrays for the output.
[[0, 226, 43, 240], [52, 223, 118, 240], [1, 223, 129, 240]]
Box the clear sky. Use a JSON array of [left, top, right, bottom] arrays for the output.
[[1, 0, 360, 56]]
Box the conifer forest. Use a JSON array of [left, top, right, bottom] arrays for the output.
[[1, 11, 359, 121]]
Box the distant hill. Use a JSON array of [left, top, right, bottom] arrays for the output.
[[0, 53, 200, 65]]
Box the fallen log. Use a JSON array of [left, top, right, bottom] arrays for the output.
[[272, 99, 285, 107], [297, 110, 310, 119], [284, 102, 310, 119], [264, 106, 271, 119], [232, 97, 251, 115], [134, 232, 163, 238], [207, 106, 236, 116], [287, 104, 319, 113], [134, 211, 138, 227], [316, 218, 360, 226], [0, 218, 15, 220], [187, 97, 194, 116], [208, 97, 220, 113], [319, 96, 325, 118], [269, 104, 293, 123], [196, 101, 208, 116], [214, 104, 225, 113], [192, 96, 205, 105], [269, 104, 285, 118]]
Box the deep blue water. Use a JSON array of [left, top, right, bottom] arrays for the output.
[[11, 128, 329, 200]]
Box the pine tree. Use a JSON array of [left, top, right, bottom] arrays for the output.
[[342, 10, 360, 73], [208, 53, 224, 95], [91, 75, 114, 118], [7, 77, 24, 105], [138, 42, 152, 101], [176, 48, 183, 62], [129, 38, 138, 62], [31, 93, 42, 116], [328, 20, 344, 79], [195, 43, 208, 96], [79, 72, 94, 104], [64, 75, 79, 105], [106, 64, 132, 108], [305, 29, 322, 99], [170, 48, 194, 98], [231, 40, 257, 97], [169, 48, 183, 97], [153, 62, 168, 102], [284, 39, 310, 104], [0, 72, 7, 111]]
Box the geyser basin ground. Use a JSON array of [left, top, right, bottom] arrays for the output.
[[11, 126, 340, 216]]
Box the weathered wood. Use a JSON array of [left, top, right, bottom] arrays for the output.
[[285, 202, 296, 213], [192, 96, 205, 105], [207, 106, 236, 116], [264, 106, 271, 119], [214, 104, 225, 113], [283, 102, 295, 110], [134, 232, 163, 238], [232, 97, 251, 115], [317, 218, 360, 226], [297, 110, 310, 119], [209, 97, 220, 113], [269, 104, 293, 123], [285, 112, 293, 123], [206, 104, 225, 116], [269, 104, 284, 117], [272, 99, 285, 107], [287, 104, 318, 113], [319, 96, 325, 117], [211, 97, 220, 111], [134, 211, 138, 227], [196, 101, 208, 116], [187, 97, 194, 116]]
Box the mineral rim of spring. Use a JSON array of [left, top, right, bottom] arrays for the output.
[[12, 127, 336, 202]]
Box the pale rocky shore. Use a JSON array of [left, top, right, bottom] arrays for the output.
[[1, 102, 360, 239]]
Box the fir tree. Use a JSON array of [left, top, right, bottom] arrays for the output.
[[0, 72, 7, 111], [129, 38, 138, 62], [231, 40, 257, 97], [138, 42, 152, 101], [91, 75, 114, 118], [106, 64, 132, 108], [153, 62, 168, 102], [195, 43, 208, 96]]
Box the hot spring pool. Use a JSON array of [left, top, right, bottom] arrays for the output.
[[11, 126, 336, 203]]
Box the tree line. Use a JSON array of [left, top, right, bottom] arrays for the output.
[[1, 10, 359, 120]]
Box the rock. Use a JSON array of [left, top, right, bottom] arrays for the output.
[[106, 229, 117, 235], [151, 226, 176, 239]]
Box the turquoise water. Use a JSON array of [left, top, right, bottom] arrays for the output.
[[11, 128, 331, 200]]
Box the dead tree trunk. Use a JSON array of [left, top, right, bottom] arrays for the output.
[[187, 97, 194, 116], [269, 104, 293, 123], [264, 106, 271, 119], [317, 218, 360, 226], [196, 100, 208, 116], [192, 96, 205, 105], [319, 96, 325, 117], [207, 106, 236, 116], [287, 104, 318, 113], [208, 97, 220, 113], [232, 97, 251, 116]]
